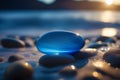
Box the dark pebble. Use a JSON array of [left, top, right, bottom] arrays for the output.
[[59, 65, 77, 77], [82, 76, 100, 80], [87, 43, 108, 48], [4, 61, 34, 80], [1, 38, 25, 48], [115, 35, 120, 40], [23, 38, 34, 47], [39, 55, 75, 68], [95, 36, 116, 43], [84, 36, 93, 41], [104, 38, 116, 43], [0, 57, 4, 62], [103, 48, 120, 68], [8, 54, 25, 63], [20, 36, 32, 41], [19, 36, 35, 47], [72, 48, 97, 60]]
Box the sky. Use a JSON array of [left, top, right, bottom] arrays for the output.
[[38, 0, 120, 5], [89, 0, 120, 5]]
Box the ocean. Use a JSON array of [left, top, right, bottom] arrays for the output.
[[0, 10, 120, 36]]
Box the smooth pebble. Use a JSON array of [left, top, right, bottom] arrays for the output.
[[36, 31, 85, 55], [103, 48, 120, 68], [87, 43, 108, 48], [59, 65, 77, 77], [95, 36, 116, 43], [4, 61, 34, 80], [8, 54, 25, 62], [39, 55, 75, 68], [1, 38, 25, 48], [72, 48, 97, 60], [0, 57, 4, 62]]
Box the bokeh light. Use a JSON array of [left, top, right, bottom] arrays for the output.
[[105, 0, 113, 5], [101, 28, 118, 37]]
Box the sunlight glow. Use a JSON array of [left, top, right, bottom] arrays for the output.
[[100, 11, 115, 23], [101, 28, 117, 37], [71, 65, 76, 70], [105, 0, 113, 5]]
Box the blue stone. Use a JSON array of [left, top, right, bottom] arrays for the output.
[[36, 31, 85, 55]]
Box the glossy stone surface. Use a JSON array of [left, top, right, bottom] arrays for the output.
[[72, 48, 97, 60], [95, 36, 116, 43], [87, 43, 108, 48], [4, 61, 34, 80], [39, 55, 75, 68], [103, 48, 120, 68], [82, 76, 100, 80], [59, 65, 77, 77], [36, 31, 85, 55], [24, 39, 35, 47], [0, 57, 4, 62], [1, 38, 25, 48], [8, 54, 25, 62]]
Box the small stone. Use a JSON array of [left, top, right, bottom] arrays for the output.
[[82, 76, 100, 80], [0, 57, 4, 62], [4, 61, 34, 80], [72, 48, 97, 60], [8, 54, 25, 62], [87, 43, 108, 48], [36, 31, 85, 55], [115, 35, 120, 40], [95, 36, 116, 43], [59, 65, 77, 77], [24, 40, 34, 47], [1, 38, 25, 48], [19, 36, 35, 47], [103, 48, 120, 68], [39, 55, 75, 68]]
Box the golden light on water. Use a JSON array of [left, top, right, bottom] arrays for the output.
[[100, 11, 115, 23], [101, 28, 117, 37], [105, 0, 113, 5]]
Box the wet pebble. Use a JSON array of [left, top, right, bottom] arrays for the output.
[[115, 35, 120, 40], [8, 54, 25, 63], [82, 76, 100, 80], [20, 36, 33, 41], [4, 61, 34, 80], [19, 36, 35, 47], [87, 43, 108, 48], [24, 40, 34, 47], [0, 57, 4, 62], [36, 31, 85, 55], [103, 48, 120, 68], [39, 55, 75, 68], [1, 38, 25, 48], [59, 65, 77, 77], [95, 36, 116, 43], [72, 48, 97, 60]]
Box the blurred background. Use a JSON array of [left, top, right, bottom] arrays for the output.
[[0, 0, 120, 36]]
